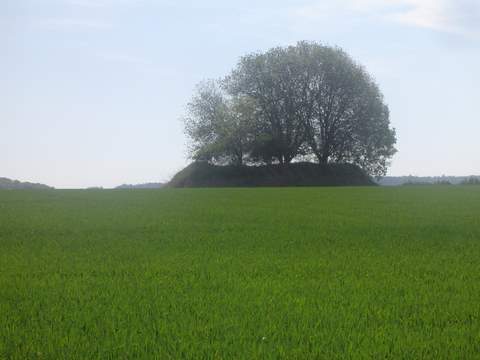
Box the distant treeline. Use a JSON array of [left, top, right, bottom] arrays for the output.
[[378, 176, 480, 186], [115, 183, 164, 189], [0, 177, 53, 190]]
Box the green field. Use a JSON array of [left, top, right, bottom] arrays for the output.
[[1, 187, 480, 358]]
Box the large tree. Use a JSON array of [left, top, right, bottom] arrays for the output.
[[225, 45, 313, 164], [184, 41, 397, 176], [299, 43, 396, 176]]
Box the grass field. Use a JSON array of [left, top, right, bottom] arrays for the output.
[[1, 187, 480, 358]]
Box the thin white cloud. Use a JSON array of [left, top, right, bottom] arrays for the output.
[[67, 0, 145, 7], [292, 0, 480, 37], [67, 0, 106, 7], [97, 52, 152, 66], [392, 0, 449, 30], [392, 0, 480, 37], [40, 18, 112, 30], [95, 52, 160, 73]]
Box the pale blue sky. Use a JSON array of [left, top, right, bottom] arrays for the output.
[[2, 0, 479, 188]]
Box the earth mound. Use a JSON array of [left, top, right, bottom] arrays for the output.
[[168, 162, 375, 188]]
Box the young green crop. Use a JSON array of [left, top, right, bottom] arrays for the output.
[[1, 187, 480, 358]]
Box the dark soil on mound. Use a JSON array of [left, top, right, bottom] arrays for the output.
[[168, 162, 375, 187]]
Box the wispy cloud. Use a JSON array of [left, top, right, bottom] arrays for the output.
[[67, 0, 106, 8], [95, 52, 160, 73], [67, 0, 145, 8], [390, 0, 480, 37], [97, 52, 152, 66], [40, 0, 146, 30], [40, 18, 112, 30], [292, 0, 480, 38]]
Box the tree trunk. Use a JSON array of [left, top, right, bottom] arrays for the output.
[[317, 149, 329, 164], [233, 151, 243, 167], [318, 156, 328, 164]]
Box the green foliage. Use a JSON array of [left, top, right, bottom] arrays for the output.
[[2, 187, 480, 358], [184, 41, 397, 176], [184, 80, 255, 165]]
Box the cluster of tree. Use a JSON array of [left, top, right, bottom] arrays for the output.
[[184, 41, 397, 177], [461, 177, 480, 185]]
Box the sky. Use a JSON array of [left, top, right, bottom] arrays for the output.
[[1, 0, 479, 188]]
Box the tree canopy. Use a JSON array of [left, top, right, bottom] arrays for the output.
[[184, 41, 397, 177]]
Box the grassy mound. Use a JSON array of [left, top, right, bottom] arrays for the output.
[[168, 161, 375, 187]]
